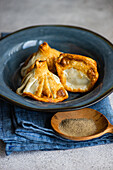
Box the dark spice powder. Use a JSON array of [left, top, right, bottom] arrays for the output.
[[59, 118, 97, 137]]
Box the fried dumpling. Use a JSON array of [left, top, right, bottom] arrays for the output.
[[56, 53, 99, 92], [17, 60, 68, 103], [21, 42, 61, 77]]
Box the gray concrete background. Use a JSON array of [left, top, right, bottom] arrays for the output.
[[0, 0, 113, 169]]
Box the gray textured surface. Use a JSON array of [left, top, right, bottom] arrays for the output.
[[0, 0, 113, 169]]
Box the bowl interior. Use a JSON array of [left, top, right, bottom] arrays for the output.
[[3, 34, 104, 101]]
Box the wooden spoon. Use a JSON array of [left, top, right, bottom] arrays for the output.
[[51, 108, 113, 141]]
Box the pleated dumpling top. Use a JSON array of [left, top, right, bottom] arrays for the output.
[[56, 53, 99, 93], [17, 60, 68, 103], [21, 42, 61, 77]]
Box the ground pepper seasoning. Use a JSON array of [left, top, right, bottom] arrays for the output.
[[59, 118, 97, 137]]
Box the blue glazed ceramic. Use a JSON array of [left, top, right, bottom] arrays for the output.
[[0, 25, 113, 112]]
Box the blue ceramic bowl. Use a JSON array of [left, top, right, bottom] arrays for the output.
[[0, 25, 113, 112]]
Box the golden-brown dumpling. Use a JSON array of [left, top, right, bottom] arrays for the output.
[[21, 42, 61, 77], [56, 53, 99, 92], [17, 60, 68, 103]]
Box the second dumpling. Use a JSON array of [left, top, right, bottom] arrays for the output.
[[56, 53, 99, 93]]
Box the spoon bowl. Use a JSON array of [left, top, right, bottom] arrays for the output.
[[51, 108, 113, 141]]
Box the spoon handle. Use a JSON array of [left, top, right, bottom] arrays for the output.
[[106, 123, 113, 134]]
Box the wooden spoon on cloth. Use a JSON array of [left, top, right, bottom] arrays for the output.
[[51, 108, 113, 141]]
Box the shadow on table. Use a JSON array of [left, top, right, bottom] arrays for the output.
[[0, 140, 6, 157]]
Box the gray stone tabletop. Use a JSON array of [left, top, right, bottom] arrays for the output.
[[0, 0, 113, 169]]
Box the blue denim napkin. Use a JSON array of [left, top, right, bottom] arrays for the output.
[[0, 97, 113, 156], [0, 33, 113, 156]]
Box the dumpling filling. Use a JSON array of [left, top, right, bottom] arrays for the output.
[[63, 68, 90, 90]]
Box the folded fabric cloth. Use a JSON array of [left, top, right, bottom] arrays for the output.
[[0, 33, 113, 156], [0, 97, 113, 156]]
